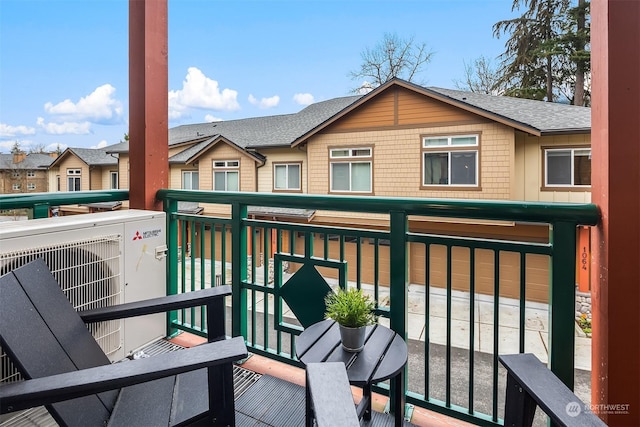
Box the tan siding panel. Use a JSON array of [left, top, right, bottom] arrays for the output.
[[397, 88, 479, 125], [330, 91, 396, 130]]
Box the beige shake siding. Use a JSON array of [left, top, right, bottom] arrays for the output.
[[514, 133, 591, 202], [257, 147, 306, 193]]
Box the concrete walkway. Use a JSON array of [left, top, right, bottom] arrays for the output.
[[182, 258, 592, 372]]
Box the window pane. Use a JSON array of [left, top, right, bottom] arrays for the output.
[[213, 161, 226, 168], [547, 151, 571, 185], [352, 148, 371, 157], [227, 171, 239, 191], [331, 163, 350, 191], [351, 162, 371, 191], [451, 152, 477, 185], [274, 165, 287, 189], [574, 150, 591, 185], [214, 171, 226, 191], [423, 153, 449, 185], [331, 149, 349, 158], [451, 136, 477, 146], [288, 164, 300, 189], [228, 161, 239, 167], [424, 137, 448, 147]]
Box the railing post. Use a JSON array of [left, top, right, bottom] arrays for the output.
[[549, 221, 578, 390], [389, 210, 408, 415], [164, 198, 179, 337], [231, 202, 248, 339], [32, 203, 50, 219]]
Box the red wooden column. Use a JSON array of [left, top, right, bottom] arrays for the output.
[[129, 0, 168, 211], [591, 0, 640, 424]]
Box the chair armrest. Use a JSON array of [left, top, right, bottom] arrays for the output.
[[305, 362, 360, 427], [499, 353, 606, 427], [0, 336, 247, 414], [78, 285, 231, 323]]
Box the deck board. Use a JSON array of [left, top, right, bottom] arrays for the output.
[[235, 373, 418, 427]]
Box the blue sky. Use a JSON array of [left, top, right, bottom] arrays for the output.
[[0, 0, 518, 153]]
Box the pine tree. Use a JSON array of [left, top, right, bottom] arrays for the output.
[[493, 0, 572, 102]]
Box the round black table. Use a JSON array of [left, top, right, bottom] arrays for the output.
[[296, 319, 408, 426]]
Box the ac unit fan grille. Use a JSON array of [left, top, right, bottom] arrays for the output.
[[0, 235, 122, 385]]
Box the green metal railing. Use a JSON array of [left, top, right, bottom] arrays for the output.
[[0, 190, 601, 425], [158, 189, 599, 426], [0, 190, 129, 218]]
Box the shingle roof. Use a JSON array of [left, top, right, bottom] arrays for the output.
[[68, 148, 117, 166], [103, 82, 592, 166], [0, 153, 56, 170], [169, 95, 362, 149], [426, 86, 591, 134]]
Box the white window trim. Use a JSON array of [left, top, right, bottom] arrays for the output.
[[329, 147, 372, 193], [67, 169, 81, 192], [422, 135, 479, 187], [273, 163, 301, 191], [110, 171, 119, 189], [544, 147, 592, 187], [182, 170, 199, 190], [27, 183, 36, 190], [213, 160, 240, 191]]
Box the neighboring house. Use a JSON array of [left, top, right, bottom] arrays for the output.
[[0, 152, 56, 194], [48, 147, 120, 214], [107, 78, 592, 302]]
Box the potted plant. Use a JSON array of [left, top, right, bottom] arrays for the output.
[[324, 287, 376, 352]]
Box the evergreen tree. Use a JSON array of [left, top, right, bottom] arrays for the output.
[[493, 0, 573, 102]]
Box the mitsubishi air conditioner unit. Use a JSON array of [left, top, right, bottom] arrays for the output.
[[0, 210, 168, 365]]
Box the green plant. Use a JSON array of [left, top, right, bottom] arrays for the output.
[[577, 313, 592, 334], [324, 288, 376, 328]]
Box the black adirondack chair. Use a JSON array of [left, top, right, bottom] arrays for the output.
[[0, 258, 247, 427]]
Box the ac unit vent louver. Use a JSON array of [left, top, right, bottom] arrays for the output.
[[0, 235, 122, 386]]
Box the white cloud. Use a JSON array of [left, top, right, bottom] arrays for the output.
[[37, 117, 92, 135], [248, 94, 280, 109], [204, 114, 224, 122], [92, 140, 108, 149], [0, 123, 36, 137], [44, 84, 123, 124], [293, 93, 314, 106], [169, 68, 240, 119]]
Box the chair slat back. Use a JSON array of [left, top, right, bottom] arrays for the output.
[[0, 259, 117, 426]]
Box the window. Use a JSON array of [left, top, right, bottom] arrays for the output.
[[27, 170, 36, 178], [273, 163, 301, 191], [545, 148, 591, 187], [422, 135, 478, 186], [110, 171, 118, 189], [182, 170, 199, 190], [27, 183, 36, 190], [12, 183, 20, 191], [67, 168, 81, 192], [12, 171, 20, 178], [330, 147, 372, 193], [213, 160, 239, 191]]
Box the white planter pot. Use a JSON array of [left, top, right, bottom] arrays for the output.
[[339, 324, 367, 353]]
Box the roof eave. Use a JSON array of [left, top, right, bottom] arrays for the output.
[[539, 127, 591, 136]]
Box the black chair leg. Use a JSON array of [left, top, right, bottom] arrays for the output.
[[207, 364, 235, 426], [504, 373, 537, 427]]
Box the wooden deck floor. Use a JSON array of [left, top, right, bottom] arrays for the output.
[[235, 373, 417, 427]]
